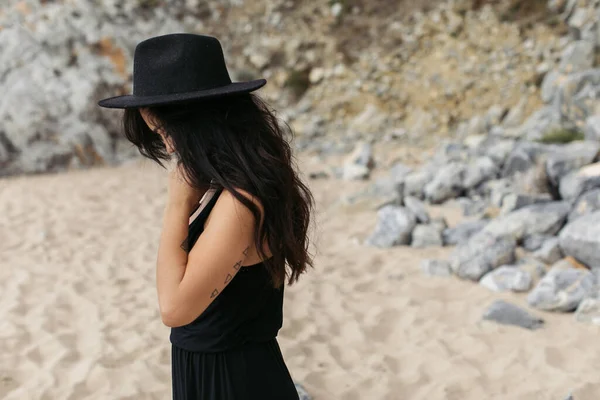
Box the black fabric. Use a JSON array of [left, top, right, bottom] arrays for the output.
[[97, 33, 266, 109], [170, 188, 298, 399]]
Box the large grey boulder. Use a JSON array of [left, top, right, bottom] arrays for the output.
[[501, 146, 535, 178], [342, 141, 374, 180], [480, 266, 532, 293], [533, 237, 564, 265], [411, 224, 443, 248], [558, 41, 595, 74], [522, 234, 552, 252], [403, 196, 430, 223], [527, 262, 595, 312], [364, 206, 416, 248], [568, 188, 600, 222], [585, 115, 600, 141], [520, 106, 560, 140], [404, 170, 433, 199], [545, 141, 600, 187], [483, 201, 570, 241], [500, 193, 552, 215], [484, 178, 515, 207], [559, 210, 600, 268], [442, 220, 488, 246], [463, 156, 498, 189], [575, 287, 600, 325], [482, 300, 544, 330], [474, 137, 515, 166], [553, 69, 600, 129], [449, 232, 516, 281], [424, 162, 467, 204], [559, 163, 600, 200]]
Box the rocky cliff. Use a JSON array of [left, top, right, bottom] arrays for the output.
[[0, 0, 596, 175]]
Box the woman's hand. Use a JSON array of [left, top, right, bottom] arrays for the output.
[[167, 162, 205, 210]]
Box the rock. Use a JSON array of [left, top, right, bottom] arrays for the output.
[[503, 98, 527, 128], [434, 142, 469, 163], [342, 164, 370, 181], [553, 69, 600, 129], [483, 201, 570, 242], [575, 290, 600, 325], [559, 163, 600, 200], [545, 141, 600, 187], [533, 237, 564, 265], [404, 170, 433, 199], [308, 171, 329, 179], [484, 105, 506, 130], [330, 2, 343, 17], [480, 266, 532, 292], [500, 193, 552, 215], [449, 232, 516, 281], [411, 224, 443, 248], [521, 110, 562, 142], [527, 262, 595, 312], [388, 162, 413, 184], [309, 67, 325, 84], [457, 197, 488, 217], [345, 141, 374, 169], [585, 115, 600, 141], [501, 146, 534, 178], [522, 234, 552, 252], [442, 220, 488, 246], [248, 52, 270, 69], [364, 206, 416, 248], [513, 162, 552, 197], [559, 210, 600, 267], [558, 41, 595, 74], [518, 258, 548, 285], [343, 141, 374, 180], [295, 382, 312, 400], [484, 179, 515, 207], [424, 162, 466, 204], [568, 7, 591, 35], [562, 392, 574, 400], [421, 259, 451, 277], [548, 0, 567, 13], [463, 156, 498, 189], [482, 300, 544, 330], [430, 217, 448, 232], [403, 196, 430, 223], [568, 188, 600, 222], [541, 70, 561, 104], [477, 138, 515, 166]]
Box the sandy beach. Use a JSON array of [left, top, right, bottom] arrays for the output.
[[1, 157, 600, 400]]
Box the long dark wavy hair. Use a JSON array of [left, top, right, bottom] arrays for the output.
[[122, 93, 314, 288]]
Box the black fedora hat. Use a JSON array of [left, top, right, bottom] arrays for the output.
[[97, 33, 266, 109]]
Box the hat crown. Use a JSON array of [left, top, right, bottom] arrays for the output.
[[133, 34, 232, 97]]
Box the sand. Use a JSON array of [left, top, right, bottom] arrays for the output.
[[1, 157, 600, 400]]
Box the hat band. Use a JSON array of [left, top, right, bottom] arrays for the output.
[[133, 78, 232, 97]]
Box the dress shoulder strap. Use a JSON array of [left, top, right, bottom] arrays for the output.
[[182, 187, 223, 252]]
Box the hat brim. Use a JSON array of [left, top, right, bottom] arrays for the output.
[[97, 79, 267, 109]]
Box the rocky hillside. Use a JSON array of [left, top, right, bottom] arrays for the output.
[[336, 0, 600, 330], [0, 0, 593, 175]]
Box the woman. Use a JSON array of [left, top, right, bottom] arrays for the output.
[[98, 33, 314, 400]]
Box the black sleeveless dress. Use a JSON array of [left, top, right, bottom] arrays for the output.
[[170, 187, 299, 400]]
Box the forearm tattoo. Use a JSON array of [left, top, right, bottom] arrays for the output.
[[209, 246, 250, 300]]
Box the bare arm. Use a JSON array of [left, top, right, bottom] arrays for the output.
[[156, 189, 261, 327]]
